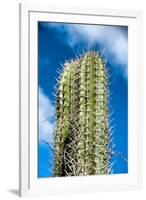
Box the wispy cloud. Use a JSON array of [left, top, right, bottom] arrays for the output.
[[71, 25, 128, 65], [39, 87, 56, 147], [46, 23, 128, 78]]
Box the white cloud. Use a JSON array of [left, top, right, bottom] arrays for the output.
[[48, 23, 128, 77], [39, 87, 56, 147], [67, 25, 127, 65]]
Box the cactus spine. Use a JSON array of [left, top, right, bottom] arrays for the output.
[[54, 52, 109, 176]]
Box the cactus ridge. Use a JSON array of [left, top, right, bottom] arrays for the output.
[[54, 51, 112, 176]]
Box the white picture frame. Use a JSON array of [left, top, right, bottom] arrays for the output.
[[19, 3, 143, 197]]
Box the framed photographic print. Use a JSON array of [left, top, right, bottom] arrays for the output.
[[19, 3, 143, 197]]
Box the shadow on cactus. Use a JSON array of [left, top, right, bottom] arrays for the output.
[[54, 51, 114, 176]]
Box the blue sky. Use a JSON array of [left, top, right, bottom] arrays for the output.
[[38, 22, 128, 177]]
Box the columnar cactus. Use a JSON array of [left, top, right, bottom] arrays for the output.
[[54, 52, 109, 176]]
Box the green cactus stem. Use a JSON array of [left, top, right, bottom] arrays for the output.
[[54, 51, 109, 176]]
